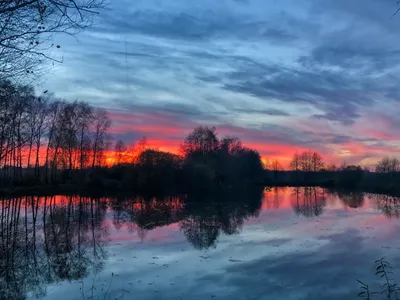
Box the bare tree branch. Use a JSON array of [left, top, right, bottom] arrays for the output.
[[0, 0, 108, 81]]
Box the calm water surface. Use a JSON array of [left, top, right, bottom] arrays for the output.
[[2, 187, 400, 300]]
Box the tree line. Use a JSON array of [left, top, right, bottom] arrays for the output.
[[0, 81, 266, 192], [266, 150, 400, 174], [91, 126, 265, 193], [2, 79, 400, 193], [0, 80, 111, 186]]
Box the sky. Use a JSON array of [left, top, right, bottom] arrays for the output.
[[42, 0, 400, 167]]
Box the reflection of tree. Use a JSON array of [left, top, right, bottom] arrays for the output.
[[263, 187, 286, 209], [110, 195, 186, 241], [291, 187, 327, 217], [337, 191, 364, 208], [180, 216, 220, 249], [0, 196, 108, 300], [179, 189, 263, 249], [109, 188, 263, 250], [370, 194, 400, 219]]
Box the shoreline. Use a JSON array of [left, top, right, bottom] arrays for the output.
[[1, 182, 400, 198]]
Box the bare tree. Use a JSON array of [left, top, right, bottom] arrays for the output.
[[91, 108, 111, 168], [0, 80, 112, 185], [114, 140, 127, 165], [290, 151, 324, 172], [181, 126, 219, 158], [75, 101, 93, 179], [289, 152, 300, 171], [220, 136, 243, 156], [325, 163, 337, 171], [271, 160, 283, 171], [311, 152, 324, 172], [0, 0, 107, 81], [44, 99, 65, 183], [376, 156, 400, 173]]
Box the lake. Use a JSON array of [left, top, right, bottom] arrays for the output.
[[1, 187, 400, 300]]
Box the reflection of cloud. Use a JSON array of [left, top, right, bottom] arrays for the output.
[[197, 229, 382, 300]]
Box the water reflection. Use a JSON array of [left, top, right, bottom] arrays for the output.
[[0, 196, 107, 300], [290, 187, 327, 218], [110, 190, 263, 250], [337, 190, 365, 208], [372, 194, 400, 219], [180, 191, 262, 249], [2, 188, 400, 299]]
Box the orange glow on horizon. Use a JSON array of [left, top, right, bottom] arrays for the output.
[[11, 110, 393, 169]]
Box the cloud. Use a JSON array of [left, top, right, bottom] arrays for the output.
[[42, 0, 400, 165], [232, 108, 291, 116], [223, 65, 369, 125], [92, 3, 301, 44]]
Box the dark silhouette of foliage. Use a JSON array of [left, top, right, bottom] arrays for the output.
[[4, 81, 400, 195], [0, 80, 112, 188], [136, 149, 182, 190], [179, 127, 265, 191], [181, 126, 219, 159], [376, 157, 400, 173], [289, 151, 324, 172], [336, 165, 365, 189]]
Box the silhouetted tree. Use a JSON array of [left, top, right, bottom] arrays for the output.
[[0, 81, 112, 186], [136, 149, 182, 189], [180, 126, 264, 189], [325, 163, 337, 171], [271, 159, 283, 171], [114, 140, 127, 165], [290, 151, 324, 172], [376, 156, 400, 173], [0, 0, 107, 80], [289, 152, 301, 171], [181, 126, 219, 158], [336, 165, 364, 188], [91, 108, 111, 168]]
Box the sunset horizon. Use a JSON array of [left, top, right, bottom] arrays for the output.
[[35, 0, 400, 168], [3, 1, 400, 299]]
